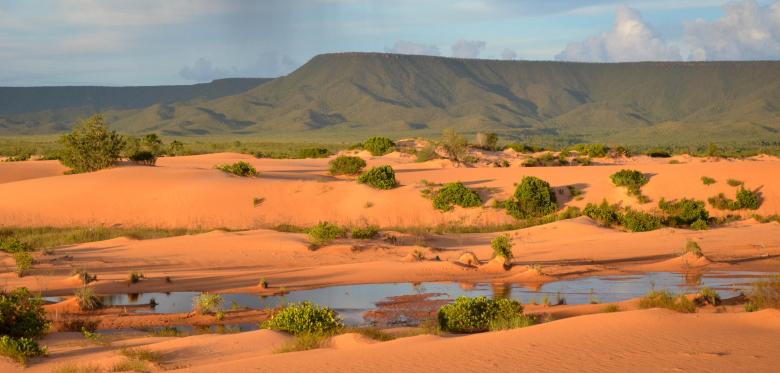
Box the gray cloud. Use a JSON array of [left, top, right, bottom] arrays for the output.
[[555, 5, 681, 62], [180, 53, 299, 82], [501, 48, 518, 60], [451, 39, 486, 58], [179, 58, 233, 82], [385, 41, 441, 56], [685, 0, 780, 60]]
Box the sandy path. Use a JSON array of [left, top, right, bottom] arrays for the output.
[[0, 153, 778, 229]]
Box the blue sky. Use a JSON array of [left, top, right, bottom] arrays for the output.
[[1, 0, 779, 85]]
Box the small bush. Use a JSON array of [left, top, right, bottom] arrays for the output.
[[745, 276, 780, 310], [573, 144, 608, 158], [275, 332, 330, 353], [362, 137, 395, 156], [432, 182, 481, 211], [192, 293, 223, 315], [215, 161, 258, 177], [690, 219, 709, 230], [490, 234, 513, 259], [505, 176, 557, 219], [415, 144, 437, 162], [351, 226, 379, 239], [708, 193, 740, 210], [610, 169, 648, 197], [12, 251, 34, 277], [308, 222, 345, 246], [297, 148, 330, 158], [0, 336, 46, 366], [701, 176, 716, 185], [357, 165, 397, 189], [697, 288, 721, 306], [736, 188, 761, 210], [72, 269, 98, 285], [658, 198, 709, 226], [558, 206, 582, 220], [620, 208, 662, 232], [726, 178, 743, 187], [74, 287, 102, 311], [437, 296, 524, 333], [128, 271, 144, 284], [0, 238, 31, 253], [128, 150, 157, 166], [0, 288, 50, 339], [475, 132, 499, 150], [646, 148, 671, 158], [440, 129, 468, 162], [262, 302, 343, 336], [639, 290, 696, 313], [682, 239, 703, 258], [328, 156, 366, 175], [583, 199, 622, 227], [60, 115, 126, 173]]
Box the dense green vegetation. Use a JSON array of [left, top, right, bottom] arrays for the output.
[[501, 176, 558, 219], [357, 165, 397, 189], [0, 288, 50, 365], [431, 182, 481, 211], [639, 290, 696, 313], [610, 169, 649, 198], [307, 222, 346, 246], [215, 161, 258, 177], [59, 115, 125, 173], [262, 302, 344, 335], [437, 296, 527, 333], [490, 234, 513, 260], [328, 155, 366, 175], [0, 226, 202, 252], [658, 198, 709, 227], [708, 188, 762, 210], [362, 137, 396, 156]]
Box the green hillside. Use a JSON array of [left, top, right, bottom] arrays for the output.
[[3, 53, 780, 145]]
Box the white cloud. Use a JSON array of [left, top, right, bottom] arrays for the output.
[[501, 48, 518, 60], [54, 0, 231, 27], [556, 5, 681, 62], [685, 0, 780, 60], [179, 53, 299, 82], [179, 58, 233, 82], [385, 41, 441, 56], [451, 39, 486, 58]]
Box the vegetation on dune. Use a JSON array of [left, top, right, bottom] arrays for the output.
[[431, 182, 482, 211], [74, 287, 102, 311], [639, 290, 696, 313], [328, 155, 366, 175], [708, 187, 761, 210], [12, 251, 34, 277], [0, 288, 50, 365], [700, 176, 716, 185], [215, 161, 258, 177], [437, 296, 529, 333], [262, 302, 344, 336], [362, 137, 396, 156], [440, 129, 468, 162], [297, 147, 330, 159], [475, 132, 499, 151], [357, 165, 397, 189], [745, 276, 780, 311], [59, 115, 125, 173], [350, 225, 379, 239], [657, 198, 709, 227], [307, 221, 346, 246], [128, 150, 157, 166], [610, 169, 649, 199], [490, 234, 513, 260], [682, 239, 704, 258], [193, 293, 223, 315], [619, 208, 662, 232], [499, 176, 558, 219], [0, 226, 203, 252]]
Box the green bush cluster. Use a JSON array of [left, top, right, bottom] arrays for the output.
[[0, 237, 31, 253], [328, 156, 366, 175], [415, 144, 437, 162], [490, 234, 513, 259], [620, 208, 662, 232], [437, 296, 524, 333], [708, 188, 761, 210], [745, 276, 780, 311], [128, 150, 157, 166], [645, 148, 671, 158], [610, 169, 649, 197], [572, 143, 609, 158], [60, 115, 125, 173], [431, 182, 482, 211], [362, 137, 396, 156], [357, 165, 397, 189], [638, 290, 696, 313], [503, 176, 558, 219], [0, 288, 49, 365], [658, 198, 709, 227], [475, 132, 499, 150], [215, 161, 258, 177], [583, 200, 622, 227], [297, 148, 330, 158], [700, 176, 716, 185], [350, 226, 379, 239], [503, 143, 545, 153], [262, 302, 344, 336], [192, 293, 223, 315], [12, 251, 34, 277], [308, 222, 346, 246]]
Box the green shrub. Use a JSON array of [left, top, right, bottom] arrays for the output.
[[558, 206, 582, 220], [506, 176, 557, 219], [437, 296, 524, 333], [745, 276, 780, 310], [74, 287, 102, 311], [708, 193, 740, 210], [297, 148, 330, 159], [432, 182, 481, 211], [351, 226, 379, 239], [168, 140, 184, 156], [620, 208, 662, 232], [573, 144, 608, 158], [12, 251, 34, 277], [658, 198, 709, 226], [701, 176, 716, 185], [490, 234, 513, 259], [362, 137, 395, 156], [275, 332, 330, 353], [415, 144, 437, 162], [697, 288, 721, 306], [0, 238, 31, 253], [357, 165, 397, 189], [646, 149, 671, 158], [504, 143, 542, 153], [440, 129, 468, 162], [0, 288, 50, 339], [583, 199, 622, 227], [690, 219, 709, 230], [726, 178, 743, 187], [328, 156, 366, 175], [308, 222, 345, 246], [128, 150, 157, 166], [262, 302, 343, 336], [638, 290, 696, 313], [475, 132, 499, 150], [193, 293, 223, 315], [736, 188, 761, 210], [215, 161, 258, 177], [682, 239, 704, 258], [59, 115, 125, 173], [0, 336, 46, 366], [3, 153, 31, 162], [610, 169, 648, 196]]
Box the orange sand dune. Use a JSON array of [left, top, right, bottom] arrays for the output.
[[9, 309, 779, 372], [0, 153, 779, 229], [0, 160, 67, 184]]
